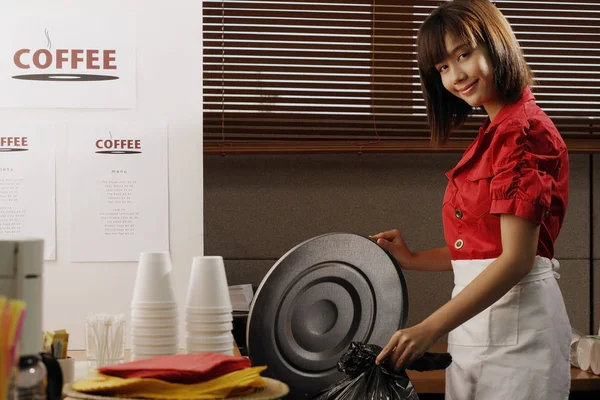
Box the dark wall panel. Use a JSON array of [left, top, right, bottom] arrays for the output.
[[205, 153, 593, 335]]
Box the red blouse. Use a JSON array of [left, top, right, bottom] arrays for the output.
[[442, 87, 569, 260]]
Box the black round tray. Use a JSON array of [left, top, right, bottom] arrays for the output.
[[246, 232, 409, 396]]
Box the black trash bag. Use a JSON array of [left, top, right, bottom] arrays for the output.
[[312, 342, 452, 400]]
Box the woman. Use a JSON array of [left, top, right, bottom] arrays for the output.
[[371, 1, 571, 399]]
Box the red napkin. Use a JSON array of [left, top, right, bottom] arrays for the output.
[[98, 353, 252, 384]]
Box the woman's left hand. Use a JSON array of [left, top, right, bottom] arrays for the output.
[[375, 323, 437, 371]]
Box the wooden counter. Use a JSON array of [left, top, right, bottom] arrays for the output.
[[407, 343, 600, 393], [68, 342, 600, 394]]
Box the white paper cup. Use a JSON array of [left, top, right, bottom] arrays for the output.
[[131, 326, 178, 337], [571, 338, 581, 368], [185, 305, 233, 314], [131, 308, 178, 319], [131, 343, 179, 356], [185, 312, 232, 324], [591, 341, 600, 375], [131, 317, 178, 328], [185, 345, 234, 356], [185, 256, 232, 310], [186, 344, 233, 351], [132, 336, 179, 346], [186, 321, 233, 333], [131, 354, 154, 361], [186, 332, 233, 344], [577, 337, 597, 371], [131, 302, 177, 310], [58, 357, 75, 384], [186, 351, 234, 356], [185, 340, 234, 349], [186, 308, 233, 317], [185, 346, 233, 354], [185, 345, 233, 354], [132, 252, 177, 304]]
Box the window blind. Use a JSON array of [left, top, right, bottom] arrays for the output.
[[203, 0, 600, 154]]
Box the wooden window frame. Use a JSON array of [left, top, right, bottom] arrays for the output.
[[203, 0, 600, 155]]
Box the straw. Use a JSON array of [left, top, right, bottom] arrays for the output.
[[8, 301, 27, 361], [0, 297, 27, 400]]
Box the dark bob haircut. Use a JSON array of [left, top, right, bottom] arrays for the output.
[[417, 0, 534, 145]]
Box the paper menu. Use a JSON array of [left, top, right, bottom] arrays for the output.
[[0, 123, 57, 260], [68, 123, 169, 262]]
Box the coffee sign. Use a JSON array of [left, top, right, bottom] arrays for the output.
[[95, 139, 142, 154], [0, 137, 29, 152], [0, 10, 136, 108], [13, 48, 118, 80]]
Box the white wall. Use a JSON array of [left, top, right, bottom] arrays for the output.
[[1, 0, 204, 349]]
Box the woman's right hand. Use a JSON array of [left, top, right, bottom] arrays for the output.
[[369, 229, 414, 269]]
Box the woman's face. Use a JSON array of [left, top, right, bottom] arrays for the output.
[[435, 34, 504, 120]]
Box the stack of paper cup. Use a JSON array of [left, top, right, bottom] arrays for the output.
[[583, 336, 600, 375], [184, 256, 234, 356], [571, 338, 581, 369], [576, 336, 600, 374], [591, 345, 600, 375], [570, 328, 584, 368], [130, 252, 179, 360]]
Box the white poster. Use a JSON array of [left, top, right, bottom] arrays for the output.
[[0, 10, 136, 109], [0, 123, 57, 260], [68, 124, 169, 262]]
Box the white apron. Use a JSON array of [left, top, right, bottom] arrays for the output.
[[445, 256, 571, 400]]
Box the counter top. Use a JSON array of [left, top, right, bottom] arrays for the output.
[[406, 343, 600, 393], [68, 342, 600, 394]]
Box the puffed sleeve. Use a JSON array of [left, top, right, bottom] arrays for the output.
[[488, 119, 557, 224]]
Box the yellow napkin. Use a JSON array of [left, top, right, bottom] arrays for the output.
[[72, 366, 267, 399]]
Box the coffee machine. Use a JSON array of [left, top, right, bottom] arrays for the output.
[[0, 238, 44, 357], [0, 238, 62, 400]]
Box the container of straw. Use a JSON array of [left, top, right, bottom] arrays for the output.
[[85, 314, 126, 369], [0, 297, 27, 400]]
